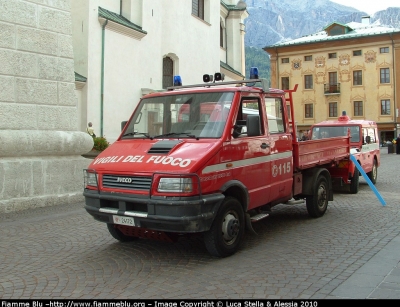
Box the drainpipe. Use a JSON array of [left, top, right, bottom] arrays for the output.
[[225, 9, 231, 64], [100, 19, 108, 137], [390, 33, 397, 137], [274, 47, 279, 88]]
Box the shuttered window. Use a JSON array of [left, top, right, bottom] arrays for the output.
[[192, 0, 204, 20], [162, 57, 173, 89]]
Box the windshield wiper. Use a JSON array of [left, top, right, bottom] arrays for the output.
[[122, 132, 152, 139], [154, 132, 198, 139]]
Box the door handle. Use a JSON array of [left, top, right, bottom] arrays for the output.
[[261, 143, 269, 149]]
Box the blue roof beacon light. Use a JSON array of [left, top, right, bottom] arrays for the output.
[[173, 75, 182, 86], [246, 67, 259, 87], [250, 67, 259, 79], [203, 74, 213, 83]]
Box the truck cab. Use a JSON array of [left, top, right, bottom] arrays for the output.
[[310, 111, 380, 193], [83, 70, 351, 257]]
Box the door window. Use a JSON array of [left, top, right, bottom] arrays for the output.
[[265, 97, 285, 134]]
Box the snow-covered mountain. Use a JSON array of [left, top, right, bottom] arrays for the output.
[[243, 0, 400, 48]]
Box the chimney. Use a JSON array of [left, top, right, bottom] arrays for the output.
[[361, 16, 370, 25]]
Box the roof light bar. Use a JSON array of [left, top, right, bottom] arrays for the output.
[[167, 67, 269, 92], [214, 72, 224, 81], [203, 74, 213, 83]]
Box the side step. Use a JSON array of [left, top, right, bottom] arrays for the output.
[[250, 212, 269, 222]]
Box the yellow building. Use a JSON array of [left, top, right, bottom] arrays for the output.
[[264, 17, 400, 143]]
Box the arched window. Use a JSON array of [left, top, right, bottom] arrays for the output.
[[162, 57, 173, 89]]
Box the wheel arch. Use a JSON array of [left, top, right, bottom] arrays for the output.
[[355, 158, 361, 175], [220, 180, 249, 212], [374, 155, 379, 167]]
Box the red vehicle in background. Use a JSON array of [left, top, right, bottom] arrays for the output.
[[83, 69, 352, 257], [310, 111, 380, 194]]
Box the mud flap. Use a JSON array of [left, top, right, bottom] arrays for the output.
[[245, 213, 258, 235]]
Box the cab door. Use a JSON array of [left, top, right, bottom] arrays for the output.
[[225, 94, 272, 209], [264, 95, 293, 202], [361, 126, 379, 173]]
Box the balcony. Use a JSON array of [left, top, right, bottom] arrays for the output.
[[324, 83, 341, 95]]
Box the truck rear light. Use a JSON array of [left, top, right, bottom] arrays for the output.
[[152, 174, 200, 197], [84, 169, 99, 188]]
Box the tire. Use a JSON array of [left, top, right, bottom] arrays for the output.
[[107, 223, 138, 242], [367, 159, 378, 184], [349, 168, 359, 194], [306, 175, 329, 218], [203, 197, 245, 257]]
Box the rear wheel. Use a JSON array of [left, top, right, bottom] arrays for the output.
[[204, 197, 245, 257], [107, 224, 138, 242], [349, 168, 359, 194], [367, 159, 378, 184], [306, 175, 329, 218]]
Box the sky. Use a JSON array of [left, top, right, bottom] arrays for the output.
[[330, 0, 400, 16]]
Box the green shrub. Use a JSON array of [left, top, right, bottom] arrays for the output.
[[92, 136, 109, 151]]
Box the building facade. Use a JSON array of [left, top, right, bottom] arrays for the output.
[[264, 17, 400, 143], [0, 0, 93, 213], [72, 0, 248, 142]]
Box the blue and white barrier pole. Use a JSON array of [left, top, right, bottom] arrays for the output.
[[350, 154, 386, 206]]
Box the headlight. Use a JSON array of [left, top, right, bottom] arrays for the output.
[[158, 177, 193, 193], [84, 170, 98, 188]]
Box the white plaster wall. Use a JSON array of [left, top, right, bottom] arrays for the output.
[[160, 0, 221, 81], [0, 0, 93, 213], [226, 11, 244, 74], [72, 0, 247, 143]]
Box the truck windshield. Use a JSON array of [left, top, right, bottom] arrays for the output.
[[311, 125, 360, 142], [122, 92, 234, 139]]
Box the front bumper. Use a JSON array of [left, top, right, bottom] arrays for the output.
[[83, 189, 225, 233]]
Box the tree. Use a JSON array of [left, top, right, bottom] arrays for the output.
[[245, 46, 271, 80]]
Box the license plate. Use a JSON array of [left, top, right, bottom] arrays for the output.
[[113, 215, 135, 226]]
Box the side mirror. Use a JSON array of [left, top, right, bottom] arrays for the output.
[[232, 125, 242, 138], [247, 115, 261, 137]]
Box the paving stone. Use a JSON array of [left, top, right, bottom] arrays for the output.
[[1, 153, 400, 299]]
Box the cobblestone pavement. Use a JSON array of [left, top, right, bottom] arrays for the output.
[[1, 152, 399, 300]]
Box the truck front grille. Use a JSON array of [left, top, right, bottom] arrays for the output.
[[102, 175, 152, 191]]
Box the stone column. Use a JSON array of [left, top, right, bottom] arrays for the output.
[[0, 0, 93, 213]]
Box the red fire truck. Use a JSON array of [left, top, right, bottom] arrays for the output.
[[83, 70, 352, 257], [309, 112, 380, 194]]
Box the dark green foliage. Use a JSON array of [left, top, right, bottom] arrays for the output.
[[93, 136, 109, 151], [245, 46, 271, 80]]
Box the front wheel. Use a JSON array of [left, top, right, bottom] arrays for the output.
[[367, 159, 378, 184], [306, 175, 329, 218], [204, 197, 245, 257]]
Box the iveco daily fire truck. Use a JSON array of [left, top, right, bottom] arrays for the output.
[[310, 112, 380, 194], [83, 69, 352, 257]]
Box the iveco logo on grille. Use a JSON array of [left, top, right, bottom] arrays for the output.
[[117, 177, 132, 183]]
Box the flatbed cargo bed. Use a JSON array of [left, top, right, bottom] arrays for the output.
[[293, 136, 350, 170]]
